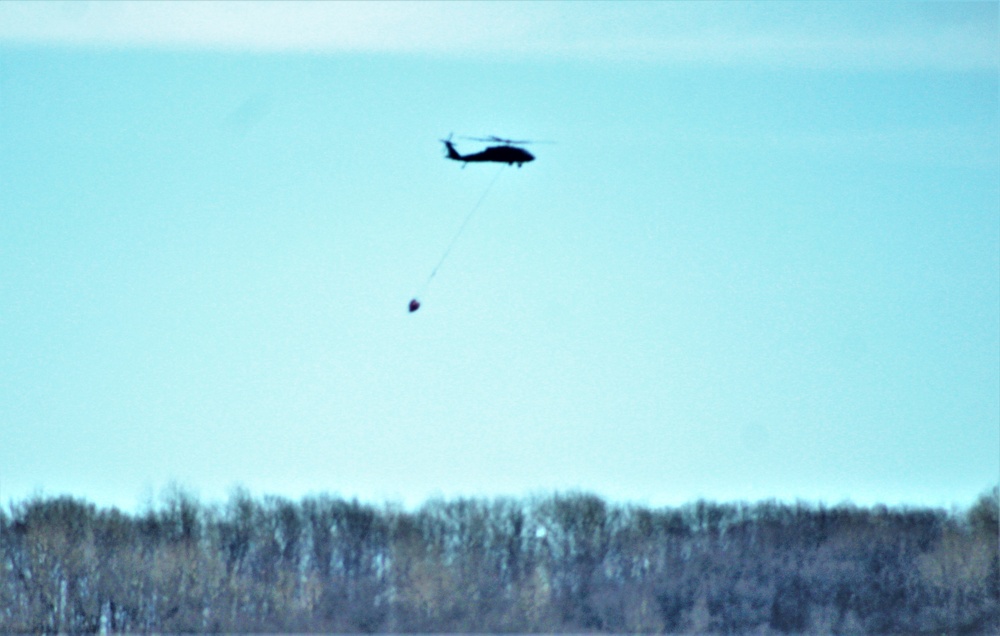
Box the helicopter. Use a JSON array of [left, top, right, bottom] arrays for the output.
[[442, 135, 540, 167], [409, 134, 545, 313]]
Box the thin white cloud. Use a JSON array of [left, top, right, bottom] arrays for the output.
[[0, 0, 995, 71]]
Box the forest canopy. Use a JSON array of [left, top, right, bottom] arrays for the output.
[[2, 487, 997, 634]]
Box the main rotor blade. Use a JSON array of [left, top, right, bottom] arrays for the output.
[[461, 135, 554, 145]]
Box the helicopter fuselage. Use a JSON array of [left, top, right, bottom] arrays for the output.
[[444, 141, 534, 167]]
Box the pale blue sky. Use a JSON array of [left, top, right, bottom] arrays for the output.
[[1, 1, 998, 511]]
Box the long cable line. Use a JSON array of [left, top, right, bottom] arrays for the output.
[[409, 165, 506, 312]]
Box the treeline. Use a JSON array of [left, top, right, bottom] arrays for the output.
[[1, 488, 997, 634]]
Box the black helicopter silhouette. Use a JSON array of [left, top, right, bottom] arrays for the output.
[[442, 135, 544, 168]]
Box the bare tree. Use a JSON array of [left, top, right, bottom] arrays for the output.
[[2, 486, 997, 633]]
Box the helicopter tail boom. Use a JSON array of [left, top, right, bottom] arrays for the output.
[[443, 140, 465, 162]]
